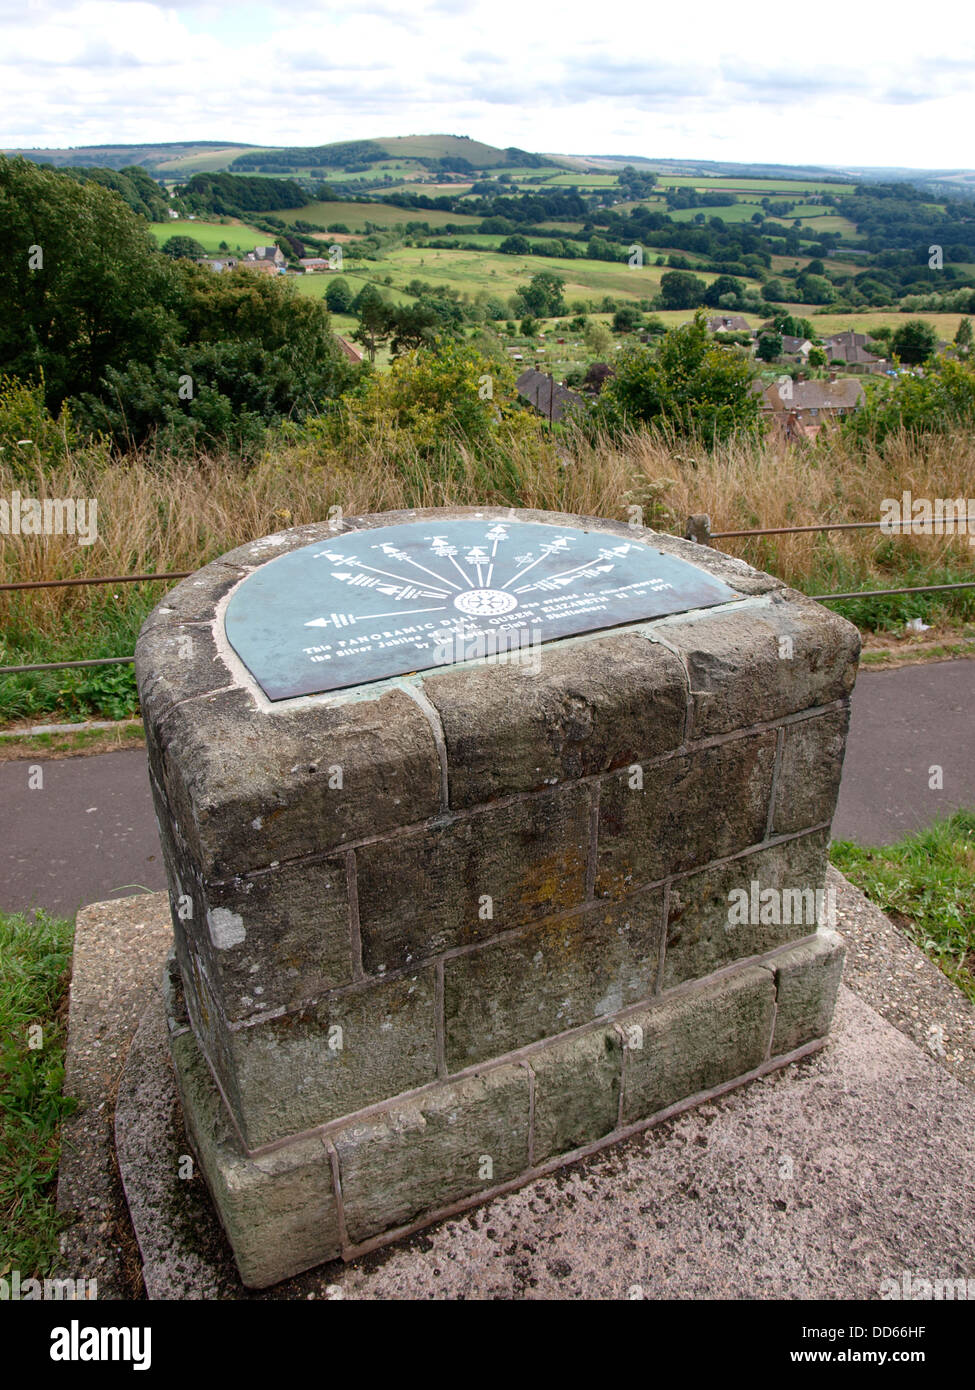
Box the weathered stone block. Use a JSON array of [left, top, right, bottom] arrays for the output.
[[421, 633, 687, 807], [355, 786, 592, 973], [663, 831, 830, 989], [169, 998, 341, 1289], [595, 732, 777, 897], [657, 597, 860, 738], [772, 707, 851, 836], [334, 1064, 530, 1245], [531, 1026, 623, 1163], [148, 684, 442, 879], [621, 965, 776, 1124], [217, 968, 439, 1149], [770, 928, 846, 1055], [444, 892, 663, 1070]]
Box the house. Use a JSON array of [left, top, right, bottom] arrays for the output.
[[249, 245, 286, 266], [237, 258, 280, 276], [516, 369, 588, 423], [707, 314, 753, 334], [780, 334, 812, 362], [200, 257, 238, 273], [335, 336, 364, 364], [755, 376, 865, 440], [167, 208, 179, 220], [823, 330, 886, 372], [299, 258, 330, 273]]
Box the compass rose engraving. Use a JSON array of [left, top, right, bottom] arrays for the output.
[[223, 517, 742, 700]]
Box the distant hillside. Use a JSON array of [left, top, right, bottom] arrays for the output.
[[228, 134, 558, 175], [5, 141, 255, 172]]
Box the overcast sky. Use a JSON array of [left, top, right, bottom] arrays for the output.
[[3, 0, 972, 169]]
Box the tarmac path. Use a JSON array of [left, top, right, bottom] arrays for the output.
[[1, 659, 972, 916]]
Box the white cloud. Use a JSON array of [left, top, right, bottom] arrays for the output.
[[0, 0, 972, 168]]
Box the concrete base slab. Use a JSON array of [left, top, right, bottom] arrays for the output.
[[117, 975, 975, 1300], [62, 877, 975, 1299]]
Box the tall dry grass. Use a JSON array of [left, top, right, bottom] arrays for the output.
[[2, 421, 975, 633]]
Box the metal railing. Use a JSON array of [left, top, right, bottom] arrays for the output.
[[2, 514, 974, 676]]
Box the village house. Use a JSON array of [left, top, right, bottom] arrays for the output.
[[823, 329, 887, 373], [237, 258, 281, 276], [335, 336, 364, 364], [249, 245, 286, 266], [707, 314, 753, 334], [298, 257, 330, 273], [516, 368, 588, 423], [753, 376, 864, 441], [779, 334, 813, 362], [200, 257, 238, 273]]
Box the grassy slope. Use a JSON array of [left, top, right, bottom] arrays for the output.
[[148, 218, 268, 254], [831, 812, 975, 1003], [0, 910, 75, 1278]]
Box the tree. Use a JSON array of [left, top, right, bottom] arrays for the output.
[[612, 305, 641, 333], [388, 303, 441, 355], [808, 346, 827, 367], [703, 275, 744, 308], [592, 312, 759, 442], [499, 234, 531, 255], [891, 319, 938, 365], [0, 155, 179, 411], [325, 276, 355, 313], [519, 315, 538, 338], [658, 270, 707, 310], [521, 270, 566, 317], [0, 156, 355, 450], [954, 317, 972, 353], [352, 284, 392, 363], [756, 334, 783, 362], [763, 279, 787, 302], [161, 235, 207, 259], [584, 320, 613, 356]]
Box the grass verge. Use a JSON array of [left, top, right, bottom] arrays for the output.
[[830, 811, 975, 1003], [0, 909, 76, 1279]]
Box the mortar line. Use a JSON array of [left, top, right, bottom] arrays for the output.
[[323, 1139, 350, 1255], [613, 1023, 628, 1130], [337, 1036, 830, 1263], [345, 850, 364, 981], [397, 679, 450, 812], [435, 960, 447, 1079], [524, 1061, 536, 1169], [235, 932, 823, 1157], [211, 699, 849, 882], [219, 822, 834, 1033], [765, 726, 785, 840], [655, 881, 670, 995], [585, 781, 600, 901]]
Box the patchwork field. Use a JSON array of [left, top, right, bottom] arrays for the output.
[[314, 243, 762, 305], [147, 218, 267, 253], [279, 199, 480, 231]]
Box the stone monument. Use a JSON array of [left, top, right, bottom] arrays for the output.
[[136, 507, 859, 1287]]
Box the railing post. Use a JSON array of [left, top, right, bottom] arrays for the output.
[[684, 514, 713, 546]]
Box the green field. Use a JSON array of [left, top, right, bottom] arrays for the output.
[[659, 176, 850, 194], [280, 199, 480, 231], [782, 308, 966, 339], [148, 217, 267, 253], [292, 242, 764, 310]]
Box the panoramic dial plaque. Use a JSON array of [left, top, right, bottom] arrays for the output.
[[223, 519, 740, 700]]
